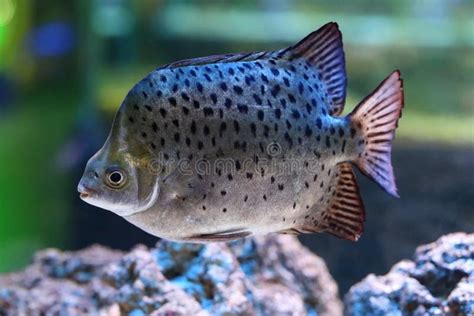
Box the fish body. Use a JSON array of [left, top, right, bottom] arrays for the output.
[[78, 23, 404, 242]]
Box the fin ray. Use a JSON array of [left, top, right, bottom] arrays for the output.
[[320, 162, 365, 241]]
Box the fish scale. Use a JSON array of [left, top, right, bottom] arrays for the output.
[[78, 22, 404, 243]]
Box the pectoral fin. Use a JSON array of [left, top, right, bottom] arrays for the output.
[[186, 229, 251, 243]]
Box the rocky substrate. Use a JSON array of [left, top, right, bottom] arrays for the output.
[[345, 232, 474, 315], [0, 235, 342, 316]]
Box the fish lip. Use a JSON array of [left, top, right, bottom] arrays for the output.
[[78, 183, 98, 199]]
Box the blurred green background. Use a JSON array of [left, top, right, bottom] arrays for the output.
[[0, 0, 473, 293]]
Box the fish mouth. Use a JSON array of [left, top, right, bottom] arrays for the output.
[[77, 183, 98, 200]]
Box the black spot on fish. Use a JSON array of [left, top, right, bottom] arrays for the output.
[[233, 120, 240, 134], [128, 117, 134, 123], [196, 82, 203, 93], [181, 92, 190, 102], [250, 123, 256, 136], [325, 136, 331, 148], [204, 74, 212, 82], [245, 76, 252, 86], [288, 94, 296, 103], [182, 106, 189, 115], [235, 160, 241, 170], [263, 194, 267, 201], [280, 98, 287, 108], [220, 82, 228, 91], [257, 110, 264, 121], [260, 85, 265, 95], [222, 208, 227, 213], [284, 132, 293, 147], [144, 105, 152, 112], [293, 202, 296, 209], [316, 118, 322, 129], [238, 104, 248, 114], [341, 140, 346, 153], [351, 128, 356, 138], [305, 126, 312, 137], [244, 195, 248, 202], [186, 137, 191, 146], [227, 174, 233, 181], [330, 127, 335, 135], [274, 108, 282, 119], [263, 125, 270, 138], [305, 181, 309, 189], [174, 133, 180, 143], [225, 98, 232, 109], [278, 184, 284, 191], [283, 77, 290, 87], [306, 103, 312, 114], [233, 85, 243, 95], [152, 122, 158, 132], [184, 79, 190, 87], [203, 107, 214, 117], [160, 138, 165, 146], [160, 75, 167, 82], [298, 82, 304, 94], [192, 100, 200, 109], [228, 68, 235, 75], [291, 109, 301, 119], [338, 127, 345, 137], [141, 132, 147, 139], [172, 119, 179, 128], [210, 93, 217, 104], [253, 94, 262, 105], [133, 104, 139, 110], [190, 69, 197, 77], [286, 120, 292, 130], [190, 121, 196, 135], [156, 90, 162, 98], [270, 68, 279, 76], [150, 143, 156, 149], [221, 190, 227, 196], [219, 108, 224, 119], [159, 108, 167, 118], [261, 74, 268, 83], [271, 84, 280, 98], [219, 122, 227, 137], [168, 97, 177, 106], [197, 141, 204, 150], [203, 125, 210, 136], [172, 84, 178, 93]]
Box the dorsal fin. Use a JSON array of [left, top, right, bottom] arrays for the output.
[[279, 22, 346, 116], [158, 51, 271, 70], [159, 22, 346, 115]]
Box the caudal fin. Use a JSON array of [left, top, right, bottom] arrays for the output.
[[350, 71, 404, 197]]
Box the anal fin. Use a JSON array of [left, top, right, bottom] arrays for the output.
[[321, 162, 365, 241]]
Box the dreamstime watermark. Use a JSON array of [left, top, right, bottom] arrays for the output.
[[125, 142, 324, 178]]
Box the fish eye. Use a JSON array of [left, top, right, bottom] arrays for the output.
[[105, 167, 126, 188]]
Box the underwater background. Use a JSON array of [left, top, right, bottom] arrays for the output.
[[0, 0, 472, 294]]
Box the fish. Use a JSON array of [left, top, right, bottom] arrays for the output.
[[78, 22, 404, 243]]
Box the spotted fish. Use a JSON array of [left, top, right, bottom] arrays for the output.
[[78, 22, 404, 242]]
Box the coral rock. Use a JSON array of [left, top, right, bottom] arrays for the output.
[[0, 235, 342, 316], [345, 232, 474, 315]]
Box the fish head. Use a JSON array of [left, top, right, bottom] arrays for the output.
[[77, 136, 160, 217]]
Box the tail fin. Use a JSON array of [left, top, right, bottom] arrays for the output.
[[350, 71, 404, 197]]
